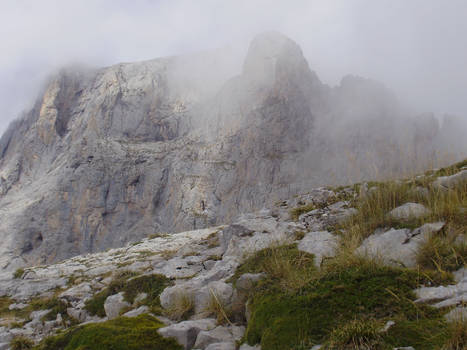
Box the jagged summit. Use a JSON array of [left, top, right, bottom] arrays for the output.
[[0, 32, 465, 271]]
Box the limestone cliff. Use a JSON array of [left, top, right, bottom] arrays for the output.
[[0, 32, 465, 270]]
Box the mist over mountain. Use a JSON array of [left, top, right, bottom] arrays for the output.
[[0, 32, 465, 271]]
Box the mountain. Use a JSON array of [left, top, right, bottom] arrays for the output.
[[0, 32, 465, 270]]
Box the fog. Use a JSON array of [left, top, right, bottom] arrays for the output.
[[1, 0, 467, 134]]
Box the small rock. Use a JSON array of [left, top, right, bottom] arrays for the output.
[[195, 281, 233, 314], [381, 320, 395, 332], [389, 202, 430, 220], [134, 292, 148, 304], [205, 342, 236, 350], [122, 305, 149, 317], [239, 344, 261, 350], [8, 303, 28, 310], [104, 292, 130, 319], [158, 319, 217, 350], [444, 307, 467, 322], [297, 231, 338, 266], [433, 170, 467, 190]]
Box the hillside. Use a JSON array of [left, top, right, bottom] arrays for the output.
[[0, 160, 465, 349], [0, 32, 466, 271]]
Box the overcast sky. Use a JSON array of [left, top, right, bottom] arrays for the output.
[[1, 0, 467, 134]]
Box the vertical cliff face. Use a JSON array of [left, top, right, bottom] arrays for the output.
[[0, 32, 465, 270]]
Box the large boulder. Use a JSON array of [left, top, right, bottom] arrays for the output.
[[433, 170, 467, 190], [104, 292, 130, 319], [388, 203, 430, 220], [356, 222, 444, 267], [194, 325, 244, 349]]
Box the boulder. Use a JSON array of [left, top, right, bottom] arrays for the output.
[[433, 170, 467, 190], [356, 223, 444, 267], [205, 342, 236, 350], [104, 292, 130, 319], [195, 281, 234, 314], [297, 231, 338, 266], [235, 273, 266, 292], [239, 344, 261, 350], [194, 326, 235, 349], [158, 318, 217, 350], [388, 203, 430, 220]]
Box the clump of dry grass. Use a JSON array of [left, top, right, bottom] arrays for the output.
[[442, 317, 467, 350], [416, 226, 467, 272], [338, 165, 466, 248], [204, 290, 233, 325], [325, 319, 385, 350], [164, 291, 195, 321]]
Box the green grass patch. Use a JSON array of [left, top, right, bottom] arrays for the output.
[[84, 273, 171, 317], [290, 203, 316, 221], [228, 244, 316, 291], [13, 268, 25, 279], [243, 256, 452, 350], [34, 314, 182, 350]]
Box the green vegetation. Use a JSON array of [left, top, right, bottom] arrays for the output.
[[336, 166, 466, 249], [290, 203, 316, 221], [416, 227, 467, 272], [428, 159, 467, 177], [228, 244, 316, 291], [0, 294, 69, 322], [85, 273, 171, 317], [10, 336, 34, 350], [164, 291, 194, 321], [13, 268, 25, 279], [236, 244, 455, 350], [34, 314, 182, 350]]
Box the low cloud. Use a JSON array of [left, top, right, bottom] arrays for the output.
[[1, 0, 467, 134]]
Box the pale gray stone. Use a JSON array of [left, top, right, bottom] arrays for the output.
[[158, 319, 217, 350], [389, 202, 430, 220], [122, 305, 149, 317], [205, 342, 236, 350], [297, 230, 338, 265], [104, 292, 130, 319], [433, 170, 467, 190]]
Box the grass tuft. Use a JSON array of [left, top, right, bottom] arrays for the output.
[[10, 336, 34, 350]]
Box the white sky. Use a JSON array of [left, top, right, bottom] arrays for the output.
[[1, 0, 467, 134]]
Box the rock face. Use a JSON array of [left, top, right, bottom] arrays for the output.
[[0, 32, 465, 270]]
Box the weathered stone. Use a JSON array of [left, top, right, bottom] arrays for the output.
[[158, 318, 217, 350], [205, 342, 236, 350], [195, 281, 233, 315], [194, 326, 236, 349], [297, 231, 338, 266], [444, 307, 467, 322], [104, 292, 130, 319], [239, 344, 261, 350], [235, 273, 266, 292], [388, 203, 430, 220], [122, 305, 149, 318], [433, 170, 467, 190]]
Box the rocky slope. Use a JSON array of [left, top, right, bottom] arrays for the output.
[[0, 163, 465, 349], [0, 32, 466, 271]]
